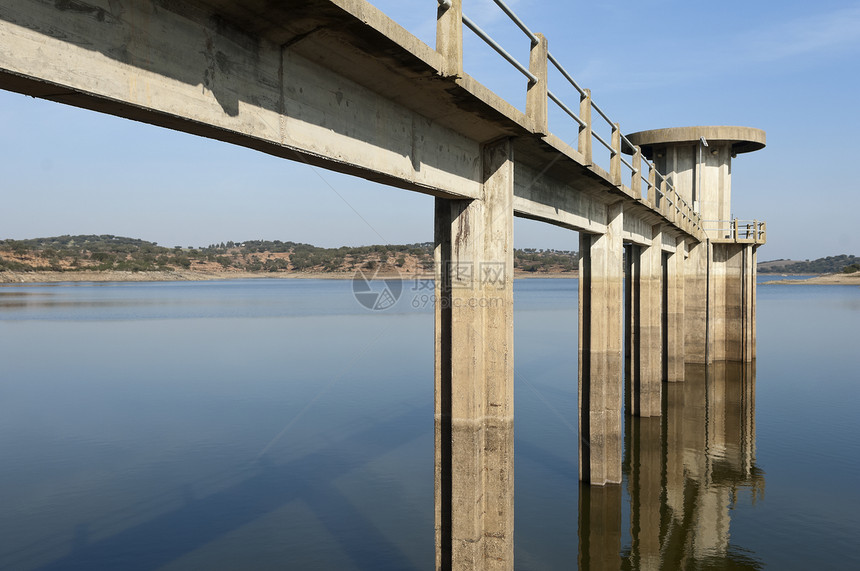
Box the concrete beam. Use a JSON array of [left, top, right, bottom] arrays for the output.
[[661, 232, 678, 253], [513, 162, 609, 234], [0, 0, 485, 198], [623, 214, 658, 247], [434, 139, 514, 570]]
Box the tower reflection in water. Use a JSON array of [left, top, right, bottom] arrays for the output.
[[578, 362, 765, 569]]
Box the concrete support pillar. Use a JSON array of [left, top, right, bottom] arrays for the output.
[[743, 246, 757, 362], [711, 243, 757, 363], [635, 226, 663, 417], [577, 484, 622, 570], [434, 139, 514, 570], [712, 245, 730, 362], [684, 240, 713, 364], [624, 245, 638, 417], [665, 238, 686, 381], [579, 203, 624, 485], [624, 227, 663, 418]]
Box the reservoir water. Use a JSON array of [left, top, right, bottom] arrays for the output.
[[1, 277, 858, 569]]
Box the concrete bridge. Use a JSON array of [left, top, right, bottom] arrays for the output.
[[0, 0, 766, 568]]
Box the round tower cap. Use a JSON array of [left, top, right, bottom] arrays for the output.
[[623, 126, 765, 156]]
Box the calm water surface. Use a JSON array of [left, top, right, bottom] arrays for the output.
[[1, 278, 858, 569]]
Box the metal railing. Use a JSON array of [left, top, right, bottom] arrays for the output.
[[460, 12, 537, 83], [435, 0, 706, 236], [703, 220, 767, 244]]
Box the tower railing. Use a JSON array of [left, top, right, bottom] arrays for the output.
[[703, 220, 766, 244], [435, 0, 705, 235]]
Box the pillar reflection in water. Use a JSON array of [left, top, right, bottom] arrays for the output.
[[578, 362, 764, 569], [577, 483, 622, 571]]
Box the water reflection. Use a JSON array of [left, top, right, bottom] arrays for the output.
[[1, 404, 426, 571], [580, 362, 765, 569]]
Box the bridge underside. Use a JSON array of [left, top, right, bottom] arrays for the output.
[[0, 0, 688, 243], [0, 1, 758, 569]]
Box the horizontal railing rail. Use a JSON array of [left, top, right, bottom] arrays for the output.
[[460, 13, 537, 84], [703, 220, 767, 243], [435, 0, 706, 236]]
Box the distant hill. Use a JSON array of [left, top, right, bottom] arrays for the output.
[[6, 236, 857, 277], [758, 255, 860, 274], [0, 235, 578, 275]]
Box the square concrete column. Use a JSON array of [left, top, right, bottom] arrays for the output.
[[712, 243, 755, 362], [711, 245, 731, 362], [665, 238, 686, 381], [624, 245, 639, 416], [579, 203, 624, 485], [631, 226, 663, 417], [684, 240, 713, 364], [434, 139, 514, 570], [743, 245, 757, 362]]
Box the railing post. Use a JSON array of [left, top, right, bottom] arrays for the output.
[[674, 190, 681, 224], [610, 123, 621, 186], [658, 179, 667, 214], [734, 219, 739, 242], [665, 187, 672, 219], [527, 33, 548, 134], [678, 201, 695, 230], [579, 89, 593, 166], [631, 146, 642, 200], [436, 0, 463, 78], [647, 163, 656, 206], [664, 191, 671, 222]]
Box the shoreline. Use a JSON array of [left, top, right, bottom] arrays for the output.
[[761, 273, 860, 285], [0, 269, 579, 284], [5, 269, 859, 286]]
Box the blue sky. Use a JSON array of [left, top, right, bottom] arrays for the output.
[[2, 0, 859, 260]]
